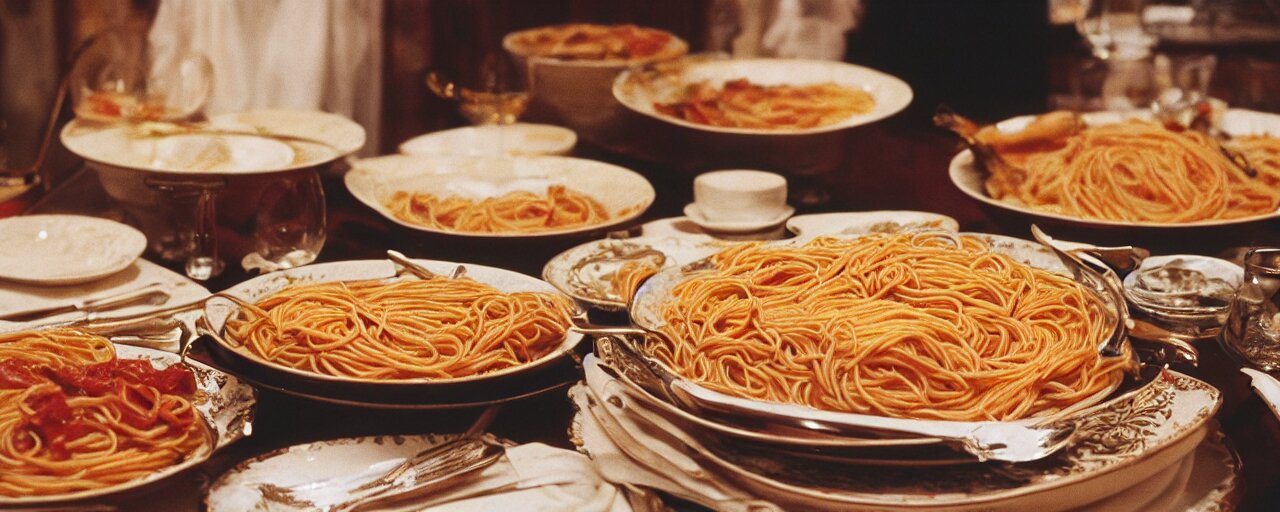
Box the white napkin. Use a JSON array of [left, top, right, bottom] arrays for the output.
[[573, 356, 786, 512], [386, 443, 634, 512], [0, 259, 208, 333]]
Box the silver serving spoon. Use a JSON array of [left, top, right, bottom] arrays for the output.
[[1030, 226, 1132, 359], [598, 331, 1079, 463]]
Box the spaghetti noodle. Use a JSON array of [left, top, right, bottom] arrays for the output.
[[610, 259, 663, 302], [646, 233, 1132, 422], [224, 276, 575, 380], [388, 185, 611, 234], [655, 79, 875, 130], [0, 329, 204, 497], [983, 119, 1280, 223]]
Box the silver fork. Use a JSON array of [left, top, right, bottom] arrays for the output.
[[270, 407, 505, 512]]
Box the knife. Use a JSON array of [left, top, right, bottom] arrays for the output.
[[0, 283, 171, 323]]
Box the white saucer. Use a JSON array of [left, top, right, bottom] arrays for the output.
[[682, 203, 795, 234], [0, 215, 146, 285], [399, 123, 577, 157]]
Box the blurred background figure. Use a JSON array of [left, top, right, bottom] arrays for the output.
[[148, 0, 383, 154], [709, 0, 863, 60]]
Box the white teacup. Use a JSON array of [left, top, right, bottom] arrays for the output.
[[693, 170, 789, 223]]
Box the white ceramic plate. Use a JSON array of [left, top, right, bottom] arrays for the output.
[[61, 119, 341, 175], [786, 210, 960, 238], [614, 58, 913, 136], [205, 434, 475, 511], [208, 108, 367, 156], [0, 215, 147, 285], [345, 154, 655, 238], [0, 342, 255, 507], [573, 367, 1221, 512], [682, 203, 795, 234], [698, 371, 1220, 511], [399, 123, 577, 157], [203, 258, 584, 386], [949, 108, 1280, 229]]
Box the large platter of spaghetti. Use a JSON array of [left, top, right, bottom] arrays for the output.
[[614, 58, 912, 135], [949, 109, 1280, 228], [345, 154, 655, 238], [202, 259, 585, 393], [627, 231, 1134, 427], [0, 329, 255, 506]]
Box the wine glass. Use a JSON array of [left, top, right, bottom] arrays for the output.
[[68, 30, 212, 123], [1076, 0, 1157, 61], [1222, 249, 1280, 372], [425, 48, 529, 157], [241, 171, 327, 274]]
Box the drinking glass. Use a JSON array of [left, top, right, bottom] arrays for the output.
[[242, 171, 327, 273], [68, 30, 212, 123], [1077, 0, 1157, 61], [1221, 248, 1280, 372]]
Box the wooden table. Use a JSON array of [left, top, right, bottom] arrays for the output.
[[30, 103, 1278, 510]]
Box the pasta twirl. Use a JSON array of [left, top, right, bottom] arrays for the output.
[[645, 234, 1133, 422]]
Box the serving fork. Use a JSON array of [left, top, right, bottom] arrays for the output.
[[596, 331, 1080, 463], [1029, 226, 1133, 359]]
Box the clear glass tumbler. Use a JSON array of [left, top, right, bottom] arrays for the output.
[[1221, 248, 1280, 372], [243, 170, 327, 273]]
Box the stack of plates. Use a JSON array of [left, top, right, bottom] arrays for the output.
[[575, 342, 1234, 511]]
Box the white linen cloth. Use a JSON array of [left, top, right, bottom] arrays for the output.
[[148, 0, 381, 154]]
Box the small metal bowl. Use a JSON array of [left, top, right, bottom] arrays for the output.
[[1123, 254, 1243, 335]]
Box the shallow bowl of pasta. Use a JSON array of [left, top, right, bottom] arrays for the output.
[[503, 23, 688, 133], [620, 231, 1140, 447], [345, 154, 655, 238], [614, 57, 912, 136], [200, 258, 587, 407], [948, 109, 1280, 230], [0, 329, 255, 506]]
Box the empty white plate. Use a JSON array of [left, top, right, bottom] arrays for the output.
[[0, 215, 147, 285]]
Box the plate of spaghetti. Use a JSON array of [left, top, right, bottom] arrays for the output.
[[614, 58, 912, 135], [0, 328, 255, 505], [627, 231, 1135, 429], [345, 154, 655, 238], [946, 108, 1280, 228], [202, 259, 584, 406]]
